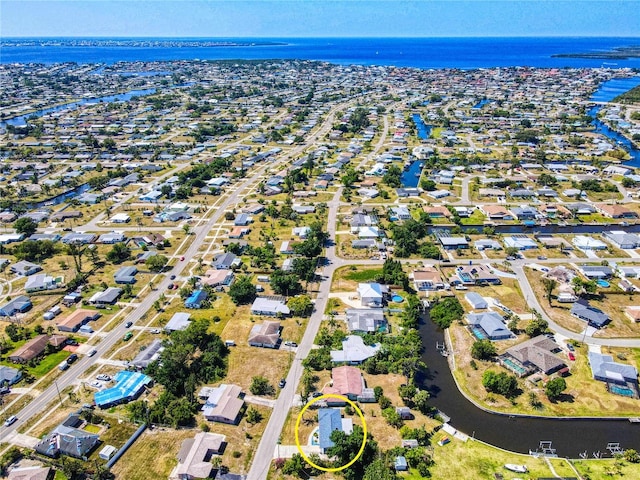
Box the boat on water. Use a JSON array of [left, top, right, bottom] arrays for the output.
[[504, 464, 527, 473]]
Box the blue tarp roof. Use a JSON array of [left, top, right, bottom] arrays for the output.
[[318, 408, 342, 450], [94, 370, 152, 408]]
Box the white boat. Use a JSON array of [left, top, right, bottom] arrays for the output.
[[504, 464, 527, 473]]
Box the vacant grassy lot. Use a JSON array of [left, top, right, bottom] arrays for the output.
[[527, 270, 640, 338], [449, 323, 640, 416], [332, 265, 384, 293]]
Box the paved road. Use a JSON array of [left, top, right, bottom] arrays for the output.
[[0, 97, 358, 449]]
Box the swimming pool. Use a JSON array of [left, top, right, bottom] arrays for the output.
[[502, 358, 527, 376], [596, 280, 610, 288], [471, 328, 486, 340], [392, 295, 404, 303], [609, 384, 636, 397]]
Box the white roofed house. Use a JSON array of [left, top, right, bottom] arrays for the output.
[[330, 336, 381, 364], [198, 384, 244, 424], [357, 282, 386, 308], [25, 273, 58, 292], [251, 297, 290, 316], [345, 309, 388, 333]]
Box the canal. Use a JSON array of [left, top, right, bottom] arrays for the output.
[[416, 316, 640, 458]]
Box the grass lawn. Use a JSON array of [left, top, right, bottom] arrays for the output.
[[343, 268, 383, 283], [332, 265, 384, 293], [448, 323, 640, 416], [527, 270, 640, 338], [28, 350, 70, 377], [83, 423, 102, 433]]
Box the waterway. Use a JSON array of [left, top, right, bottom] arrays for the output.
[[411, 113, 432, 140], [401, 160, 424, 188], [0, 87, 157, 128], [588, 76, 640, 168], [416, 316, 640, 458]]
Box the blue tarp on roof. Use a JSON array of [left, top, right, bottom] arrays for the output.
[[318, 408, 342, 450], [94, 370, 152, 408]]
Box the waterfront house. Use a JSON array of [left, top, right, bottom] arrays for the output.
[[578, 264, 613, 279], [588, 351, 638, 397], [465, 292, 488, 310], [411, 267, 445, 291], [467, 312, 512, 340], [603, 231, 640, 250], [345, 309, 388, 333], [480, 205, 512, 220], [501, 335, 566, 377], [503, 235, 538, 250], [572, 236, 607, 251], [597, 204, 639, 219]]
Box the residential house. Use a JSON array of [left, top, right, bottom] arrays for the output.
[[251, 297, 290, 316], [173, 432, 226, 480], [357, 283, 385, 307], [185, 290, 208, 309], [199, 384, 244, 424], [56, 309, 101, 333], [345, 309, 388, 333], [10, 260, 42, 277], [474, 239, 502, 251], [480, 205, 512, 220], [6, 466, 52, 480], [603, 231, 640, 250], [114, 266, 138, 284], [571, 299, 610, 328], [565, 203, 596, 215], [0, 296, 32, 317], [467, 312, 513, 340], [572, 235, 607, 250], [248, 320, 281, 348], [454, 265, 500, 285], [390, 206, 412, 220], [330, 335, 381, 364], [88, 287, 122, 306], [423, 206, 451, 219], [597, 204, 639, 219], [323, 366, 366, 401], [202, 269, 234, 287], [34, 414, 99, 459], [438, 236, 469, 250], [98, 232, 125, 244], [411, 268, 445, 291], [317, 409, 353, 454], [212, 252, 240, 270], [8, 335, 65, 363], [165, 312, 192, 332], [501, 335, 566, 377], [0, 366, 22, 386], [625, 306, 640, 323], [132, 339, 164, 369], [465, 292, 488, 310], [25, 274, 57, 292], [510, 206, 538, 220], [504, 235, 538, 250], [579, 264, 613, 279], [61, 233, 96, 245], [588, 351, 638, 397]]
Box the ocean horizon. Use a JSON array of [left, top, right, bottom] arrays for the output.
[[2, 36, 640, 69]]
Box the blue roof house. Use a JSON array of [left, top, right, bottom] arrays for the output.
[[467, 312, 513, 340], [571, 300, 610, 328], [395, 456, 408, 472], [0, 295, 33, 317], [318, 408, 353, 453], [185, 289, 208, 309]]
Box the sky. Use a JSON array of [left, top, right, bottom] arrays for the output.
[[1, 0, 639, 38]]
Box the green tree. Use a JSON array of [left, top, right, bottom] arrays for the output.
[[471, 339, 497, 360], [545, 377, 567, 401], [430, 297, 464, 329], [250, 376, 274, 396], [106, 242, 131, 264], [270, 269, 303, 296], [14, 217, 38, 236], [413, 389, 430, 414], [246, 406, 263, 424], [326, 425, 378, 480], [145, 254, 169, 272], [382, 164, 403, 188], [228, 275, 257, 305], [482, 370, 519, 398], [525, 317, 549, 337], [363, 458, 398, 480], [287, 295, 313, 316]]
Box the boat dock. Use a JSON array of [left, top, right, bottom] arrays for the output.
[[629, 417, 640, 423]]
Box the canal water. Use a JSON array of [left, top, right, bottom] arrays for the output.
[[589, 76, 640, 168], [0, 88, 157, 128], [416, 316, 640, 458], [400, 160, 424, 188]]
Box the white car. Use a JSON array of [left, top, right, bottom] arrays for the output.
[[150, 328, 161, 334], [96, 374, 111, 381], [89, 381, 103, 389]]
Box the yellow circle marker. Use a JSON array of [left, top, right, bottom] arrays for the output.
[[294, 393, 367, 472]]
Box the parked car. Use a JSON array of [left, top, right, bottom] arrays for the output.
[[150, 328, 161, 334], [123, 332, 133, 341], [506, 256, 516, 261], [125, 321, 133, 328], [568, 352, 576, 361], [87, 349, 97, 357], [90, 381, 102, 389], [96, 374, 111, 381], [4, 415, 17, 427], [67, 353, 78, 364], [278, 379, 286, 388], [537, 255, 547, 260], [170, 275, 176, 280], [566, 343, 575, 352], [0, 387, 10, 395]]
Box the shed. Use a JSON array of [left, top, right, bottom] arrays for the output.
[[99, 445, 117, 460]]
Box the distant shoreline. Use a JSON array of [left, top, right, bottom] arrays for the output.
[[0, 39, 288, 48], [553, 46, 640, 60]]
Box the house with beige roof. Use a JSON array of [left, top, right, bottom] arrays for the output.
[[597, 203, 639, 219], [56, 309, 101, 333], [199, 384, 244, 424], [411, 268, 445, 291], [480, 205, 512, 220], [172, 432, 226, 479], [248, 320, 281, 348]]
